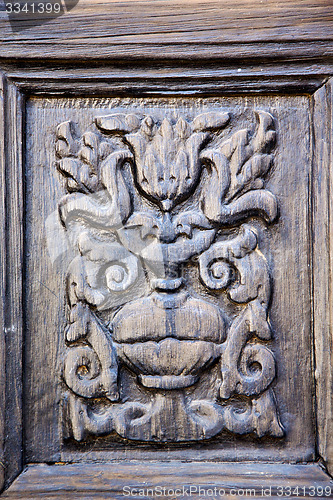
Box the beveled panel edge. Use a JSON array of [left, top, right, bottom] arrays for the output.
[[2, 462, 333, 499], [1, 62, 333, 95], [312, 78, 333, 477], [0, 74, 24, 492], [0, 69, 333, 492], [0, 72, 6, 494]]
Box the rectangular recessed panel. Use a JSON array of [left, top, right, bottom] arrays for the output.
[[24, 96, 314, 462]]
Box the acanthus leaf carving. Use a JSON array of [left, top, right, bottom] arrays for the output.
[[200, 111, 278, 224], [55, 108, 284, 444], [56, 122, 133, 229]]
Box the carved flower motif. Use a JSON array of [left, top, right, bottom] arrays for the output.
[[125, 117, 208, 210], [96, 112, 229, 211]]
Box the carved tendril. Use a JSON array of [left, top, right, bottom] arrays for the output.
[[199, 225, 280, 410], [63, 311, 119, 402]]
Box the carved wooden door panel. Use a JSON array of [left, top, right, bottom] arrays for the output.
[[26, 98, 307, 452], [1, 2, 333, 498]]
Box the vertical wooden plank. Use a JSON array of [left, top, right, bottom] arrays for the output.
[[2, 81, 24, 489], [0, 73, 6, 493], [312, 78, 333, 476]]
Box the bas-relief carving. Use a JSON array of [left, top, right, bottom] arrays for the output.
[[55, 107, 284, 443]]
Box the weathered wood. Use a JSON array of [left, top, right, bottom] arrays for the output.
[[2, 462, 333, 499], [0, 2, 333, 492], [313, 79, 333, 476], [5, 66, 330, 95], [0, 73, 6, 493], [57, 109, 281, 443], [1, 42, 333, 63], [0, 0, 333, 61], [23, 95, 316, 464], [2, 81, 24, 489]]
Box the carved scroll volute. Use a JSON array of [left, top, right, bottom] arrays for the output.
[[64, 310, 119, 401], [199, 225, 274, 395], [198, 225, 283, 437], [55, 109, 283, 443]]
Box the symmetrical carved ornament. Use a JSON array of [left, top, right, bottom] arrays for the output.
[[55, 108, 284, 442]]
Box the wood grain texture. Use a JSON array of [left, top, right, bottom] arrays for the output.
[[313, 79, 333, 476], [0, 1, 332, 61], [2, 81, 24, 490], [2, 462, 333, 499], [0, 73, 6, 493], [24, 95, 315, 463], [57, 109, 282, 444], [0, 4, 332, 488], [3, 63, 331, 96]]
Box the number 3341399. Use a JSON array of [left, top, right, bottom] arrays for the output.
[[277, 486, 332, 497], [5, 3, 62, 14]]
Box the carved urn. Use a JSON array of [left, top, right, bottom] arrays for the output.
[[112, 289, 225, 389]]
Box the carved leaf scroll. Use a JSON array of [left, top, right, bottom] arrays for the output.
[[200, 111, 278, 224], [56, 122, 133, 228], [55, 108, 283, 444]]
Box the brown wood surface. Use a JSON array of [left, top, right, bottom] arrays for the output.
[[0, 1, 333, 494], [23, 95, 315, 464], [3, 63, 332, 96], [0, 73, 6, 493], [0, 0, 332, 61], [0, 71, 332, 493], [313, 79, 333, 476], [2, 462, 333, 499], [0, 81, 24, 491]]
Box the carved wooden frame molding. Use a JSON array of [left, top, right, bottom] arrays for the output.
[[0, 57, 333, 496]]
